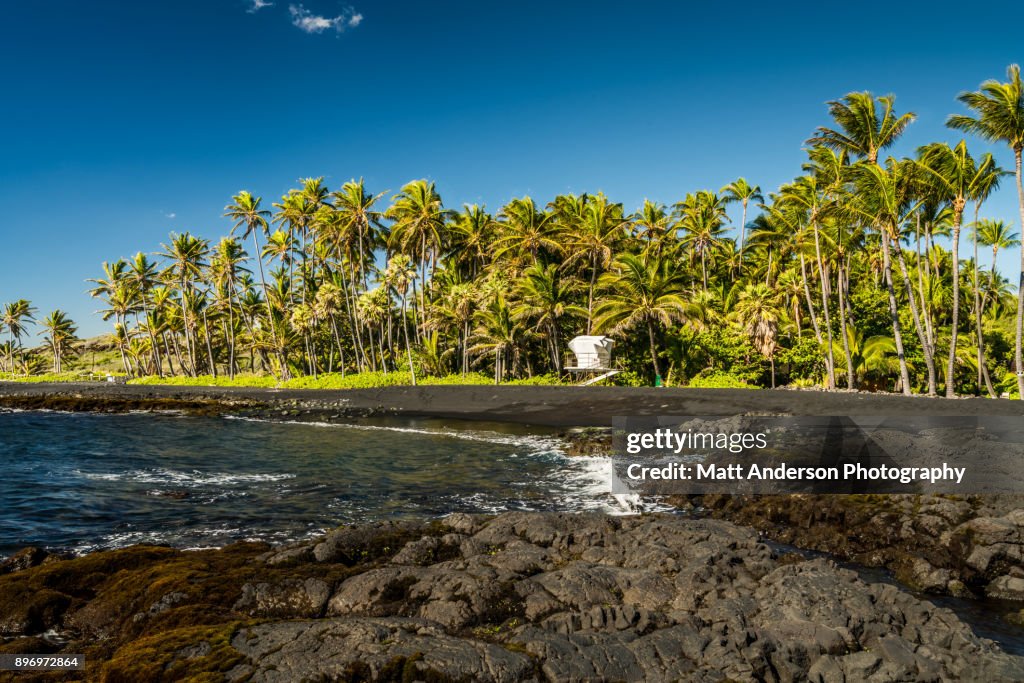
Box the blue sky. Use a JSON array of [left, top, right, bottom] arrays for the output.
[[1, 0, 1023, 339]]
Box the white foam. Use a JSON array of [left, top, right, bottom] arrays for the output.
[[75, 468, 295, 487], [223, 415, 563, 452]]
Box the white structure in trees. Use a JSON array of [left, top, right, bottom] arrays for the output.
[[567, 335, 615, 371]]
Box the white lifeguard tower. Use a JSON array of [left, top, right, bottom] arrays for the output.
[[566, 335, 620, 385]]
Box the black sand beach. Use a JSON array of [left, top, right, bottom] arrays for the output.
[[5, 383, 1024, 426]]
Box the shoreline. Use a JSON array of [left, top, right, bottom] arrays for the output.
[[7, 383, 1024, 605], [5, 382, 1024, 427], [2, 512, 1023, 681], [5, 386, 1024, 678]]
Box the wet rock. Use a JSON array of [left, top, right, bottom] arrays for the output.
[[560, 427, 613, 457], [227, 618, 537, 683], [988, 574, 1024, 601], [262, 541, 315, 565], [153, 489, 190, 499], [312, 520, 424, 564], [233, 578, 329, 618], [697, 493, 1024, 600], [4, 511, 1024, 681], [895, 557, 952, 593], [0, 547, 48, 575], [442, 511, 481, 534]]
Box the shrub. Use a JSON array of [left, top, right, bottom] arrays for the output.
[[129, 374, 277, 388], [609, 371, 649, 387], [687, 371, 756, 389], [125, 371, 563, 390], [505, 374, 561, 386], [0, 371, 125, 383]]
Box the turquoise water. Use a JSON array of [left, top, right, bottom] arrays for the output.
[[0, 410, 611, 555]]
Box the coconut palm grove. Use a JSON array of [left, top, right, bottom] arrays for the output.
[[4, 65, 1024, 398]]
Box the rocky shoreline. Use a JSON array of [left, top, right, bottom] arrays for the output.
[[7, 384, 1024, 679], [560, 426, 1024, 613], [689, 494, 1024, 614], [3, 512, 1023, 682]]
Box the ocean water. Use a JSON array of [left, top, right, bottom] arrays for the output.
[[0, 410, 620, 556]]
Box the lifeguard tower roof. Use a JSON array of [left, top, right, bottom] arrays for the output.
[[567, 335, 614, 371]]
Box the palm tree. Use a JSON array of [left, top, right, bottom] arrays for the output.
[[385, 180, 453, 318], [209, 237, 248, 378], [633, 200, 674, 259], [225, 191, 288, 377], [514, 262, 586, 374], [1, 299, 36, 374], [565, 193, 628, 332], [778, 175, 838, 390], [494, 197, 561, 267], [593, 253, 689, 380], [448, 204, 496, 277], [916, 141, 992, 395], [964, 157, 1006, 396], [848, 160, 924, 395], [948, 65, 1024, 398], [158, 232, 209, 376], [383, 254, 418, 385], [331, 179, 386, 291], [720, 178, 763, 269], [40, 310, 78, 373], [675, 191, 729, 291], [470, 294, 531, 383], [127, 252, 162, 376], [732, 283, 782, 387], [88, 260, 137, 375], [808, 92, 916, 164], [976, 220, 1021, 331]]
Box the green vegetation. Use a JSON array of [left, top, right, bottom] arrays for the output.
[[5, 66, 1024, 395], [126, 370, 560, 390], [688, 372, 756, 389], [0, 371, 120, 383]]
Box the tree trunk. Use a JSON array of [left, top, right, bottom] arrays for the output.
[[738, 200, 748, 274], [915, 215, 936, 351], [162, 333, 177, 376], [972, 204, 997, 397], [946, 212, 963, 397], [552, 321, 562, 375], [339, 272, 368, 372], [250, 230, 288, 380], [1014, 147, 1024, 399], [587, 254, 598, 334], [330, 315, 346, 377], [881, 233, 913, 395], [895, 243, 938, 396], [798, 254, 828, 385], [140, 294, 162, 377], [401, 294, 416, 386], [179, 279, 196, 376], [837, 262, 855, 389], [202, 307, 216, 378], [810, 219, 836, 390], [647, 321, 662, 381], [226, 291, 237, 379]]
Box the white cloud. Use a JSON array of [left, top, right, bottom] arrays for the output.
[[288, 4, 362, 34], [165, 212, 177, 219], [247, 0, 273, 12]]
